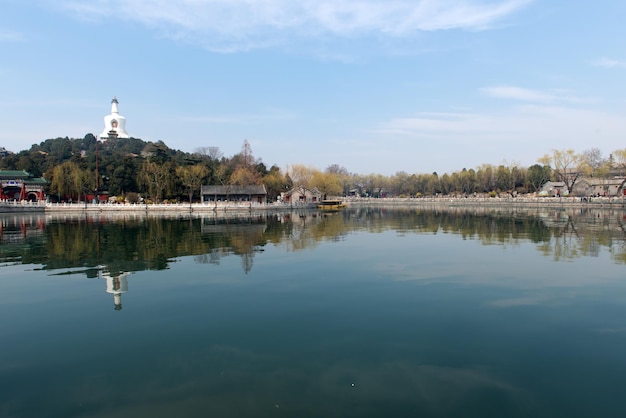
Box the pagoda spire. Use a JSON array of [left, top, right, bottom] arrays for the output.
[[111, 96, 120, 114]]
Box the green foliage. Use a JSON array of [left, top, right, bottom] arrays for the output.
[[125, 192, 140, 204], [526, 164, 552, 192], [49, 161, 90, 201], [3, 136, 623, 201]]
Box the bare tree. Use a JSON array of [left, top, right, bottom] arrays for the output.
[[176, 164, 208, 204], [613, 148, 626, 176], [325, 164, 348, 176], [194, 146, 223, 161], [138, 160, 171, 202], [208, 146, 223, 161], [539, 149, 581, 193], [312, 170, 342, 199], [288, 164, 315, 191], [230, 166, 260, 185], [580, 148, 607, 177], [240, 139, 254, 167], [194, 146, 210, 157]]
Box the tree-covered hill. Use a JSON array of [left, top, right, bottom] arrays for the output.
[[0, 135, 290, 203]]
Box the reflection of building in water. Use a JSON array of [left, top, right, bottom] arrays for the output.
[[0, 214, 45, 248], [104, 271, 129, 311]]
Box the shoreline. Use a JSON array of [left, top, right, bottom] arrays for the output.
[[349, 196, 626, 210], [1, 196, 625, 215]]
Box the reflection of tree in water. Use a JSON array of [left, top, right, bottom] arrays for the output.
[[4, 207, 626, 276], [198, 217, 269, 274], [535, 208, 626, 262], [240, 252, 254, 274], [283, 213, 321, 252], [279, 211, 350, 252], [616, 239, 626, 264], [199, 232, 258, 274], [194, 249, 222, 265], [349, 206, 626, 263], [537, 219, 580, 261]]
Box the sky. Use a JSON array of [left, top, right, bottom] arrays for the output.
[[1, 0, 625, 176]]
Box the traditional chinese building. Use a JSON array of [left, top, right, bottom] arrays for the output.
[[201, 185, 267, 203], [0, 170, 47, 201], [572, 177, 626, 197], [280, 186, 323, 204]]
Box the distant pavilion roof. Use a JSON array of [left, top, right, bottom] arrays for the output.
[[0, 170, 32, 179], [201, 185, 267, 195], [0, 170, 48, 184]]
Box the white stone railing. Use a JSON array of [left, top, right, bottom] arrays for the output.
[[0, 199, 46, 206]]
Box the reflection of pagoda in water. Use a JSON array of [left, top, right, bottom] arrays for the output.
[[104, 271, 130, 311]]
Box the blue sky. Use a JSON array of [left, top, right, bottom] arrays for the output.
[[1, 0, 625, 175]]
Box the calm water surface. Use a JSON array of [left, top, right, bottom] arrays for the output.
[[1, 207, 626, 417]]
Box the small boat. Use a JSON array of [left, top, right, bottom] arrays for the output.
[[317, 200, 347, 210]]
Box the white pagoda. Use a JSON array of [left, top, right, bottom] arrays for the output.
[[100, 97, 129, 139]]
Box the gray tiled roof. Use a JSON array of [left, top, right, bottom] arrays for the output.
[[201, 185, 267, 195], [577, 177, 625, 187], [0, 170, 31, 179]]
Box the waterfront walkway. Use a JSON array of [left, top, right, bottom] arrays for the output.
[[349, 196, 626, 209], [1, 196, 625, 214]]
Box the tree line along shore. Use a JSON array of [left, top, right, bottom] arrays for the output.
[[1, 135, 626, 205]]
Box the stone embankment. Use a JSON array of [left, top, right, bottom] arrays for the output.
[[347, 196, 626, 209], [2, 196, 625, 215], [0, 200, 46, 213], [43, 201, 303, 215]]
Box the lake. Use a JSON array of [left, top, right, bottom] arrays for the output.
[[1, 206, 626, 418]]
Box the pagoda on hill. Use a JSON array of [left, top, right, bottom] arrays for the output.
[[100, 97, 130, 139]]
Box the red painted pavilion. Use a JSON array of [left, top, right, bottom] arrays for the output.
[[0, 170, 47, 201]]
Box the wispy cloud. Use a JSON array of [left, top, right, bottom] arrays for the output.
[[55, 0, 533, 52], [178, 108, 297, 125], [0, 98, 99, 108], [481, 85, 591, 104], [375, 104, 626, 156], [0, 30, 24, 42], [592, 57, 626, 69], [482, 86, 555, 102]]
